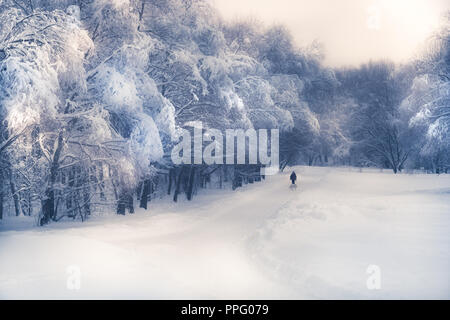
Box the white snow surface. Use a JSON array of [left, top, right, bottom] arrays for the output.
[[0, 166, 449, 299]]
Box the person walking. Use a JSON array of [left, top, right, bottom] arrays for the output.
[[290, 171, 297, 185]]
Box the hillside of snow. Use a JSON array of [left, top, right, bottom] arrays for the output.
[[0, 166, 449, 299]]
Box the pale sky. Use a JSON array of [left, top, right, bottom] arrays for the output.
[[213, 0, 450, 67]]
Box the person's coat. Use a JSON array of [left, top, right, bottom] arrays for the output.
[[290, 171, 297, 184]]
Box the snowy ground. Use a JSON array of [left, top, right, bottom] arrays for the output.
[[0, 166, 449, 299]]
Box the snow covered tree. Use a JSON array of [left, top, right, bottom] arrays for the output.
[[402, 13, 450, 173], [337, 62, 413, 173]]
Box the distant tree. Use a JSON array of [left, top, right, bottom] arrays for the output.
[[338, 62, 412, 173]]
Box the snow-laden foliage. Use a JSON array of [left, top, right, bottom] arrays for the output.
[[0, 9, 92, 130], [399, 14, 450, 172]]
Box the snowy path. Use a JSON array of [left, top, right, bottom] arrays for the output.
[[1, 167, 449, 299]]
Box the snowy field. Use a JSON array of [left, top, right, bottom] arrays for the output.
[[0, 166, 449, 299]]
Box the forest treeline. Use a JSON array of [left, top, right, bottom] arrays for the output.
[[0, 0, 448, 224]]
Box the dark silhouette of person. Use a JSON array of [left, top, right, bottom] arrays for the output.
[[290, 171, 297, 185]]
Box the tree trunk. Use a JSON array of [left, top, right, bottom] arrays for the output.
[[82, 184, 91, 217], [167, 169, 174, 195], [140, 179, 150, 210], [128, 193, 134, 214], [99, 164, 106, 201], [41, 189, 55, 225], [186, 167, 196, 201], [9, 174, 21, 217], [21, 191, 32, 216], [40, 132, 64, 225], [173, 168, 184, 202], [0, 184, 3, 220], [136, 181, 143, 201], [308, 155, 314, 166], [232, 170, 242, 190], [117, 194, 126, 215]]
